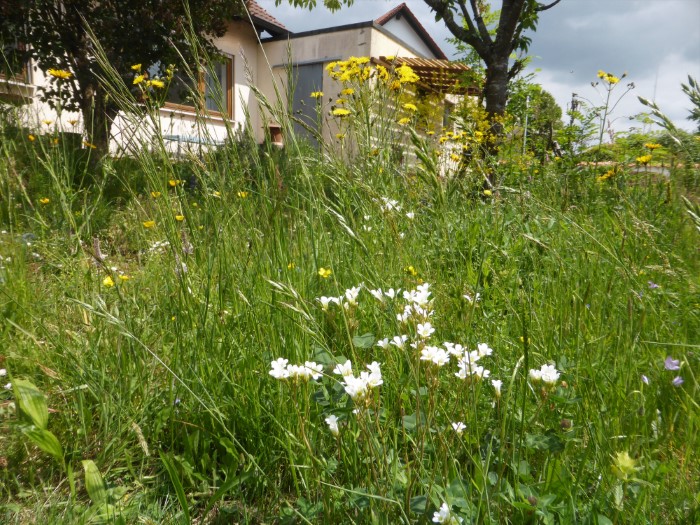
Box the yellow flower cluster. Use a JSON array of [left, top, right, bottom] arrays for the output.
[[596, 166, 618, 182], [310, 91, 324, 99], [597, 70, 620, 85], [326, 57, 419, 88], [636, 154, 652, 165], [644, 143, 661, 150]]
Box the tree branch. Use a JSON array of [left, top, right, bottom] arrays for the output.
[[423, 0, 489, 58], [536, 0, 563, 12], [468, 0, 493, 46]]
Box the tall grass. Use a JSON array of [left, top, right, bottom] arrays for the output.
[[0, 41, 698, 524]]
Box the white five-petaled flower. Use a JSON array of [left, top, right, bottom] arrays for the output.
[[0, 368, 6, 377], [344, 285, 362, 306], [432, 502, 463, 524], [491, 379, 503, 397], [376, 337, 390, 349], [318, 296, 339, 311], [269, 358, 290, 379], [390, 335, 408, 349], [406, 211, 415, 220], [333, 360, 353, 377], [477, 343, 493, 357], [463, 292, 481, 304], [369, 288, 385, 302], [529, 363, 560, 385], [384, 288, 400, 299], [4, 382, 11, 390], [417, 322, 435, 339], [451, 422, 466, 434], [325, 414, 340, 436]]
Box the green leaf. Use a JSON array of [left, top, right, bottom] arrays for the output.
[[160, 452, 191, 524], [352, 333, 375, 349], [409, 495, 427, 514], [22, 427, 63, 462], [597, 514, 614, 525], [13, 379, 49, 430], [82, 460, 108, 506], [525, 432, 564, 453]]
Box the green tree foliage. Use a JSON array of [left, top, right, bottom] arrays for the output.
[[507, 82, 563, 159]]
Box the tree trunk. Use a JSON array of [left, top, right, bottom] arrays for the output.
[[81, 81, 113, 164], [481, 57, 510, 185]]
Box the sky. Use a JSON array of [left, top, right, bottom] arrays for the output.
[[257, 0, 700, 133]]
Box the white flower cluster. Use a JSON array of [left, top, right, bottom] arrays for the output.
[[269, 358, 323, 381], [317, 284, 363, 311], [333, 360, 383, 402], [454, 342, 493, 380], [529, 363, 561, 385], [379, 196, 402, 212]]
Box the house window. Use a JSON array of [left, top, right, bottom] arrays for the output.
[[162, 57, 233, 118], [0, 40, 30, 84]]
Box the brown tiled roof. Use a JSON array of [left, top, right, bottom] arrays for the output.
[[375, 3, 446, 60], [246, 0, 289, 36], [375, 56, 477, 95]]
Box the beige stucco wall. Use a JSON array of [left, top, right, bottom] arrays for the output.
[[377, 18, 435, 58]]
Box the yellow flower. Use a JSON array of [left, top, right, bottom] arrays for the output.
[[175, 214, 185, 221], [335, 133, 346, 139], [28, 134, 36, 141], [39, 197, 50, 205], [644, 143, 661, 150], [318, 267, 332, 278], [43, 120, 53, 126], [450, 153, 461, 162], [335, 98, 346, 105], [636, 154, 652, 165], [398, 117, 411, 126], [142, 220, 155, 228], [404, 265, 418, 277], [332, 108, 351, 117], [168, 179, 179, 187], [287, 262, 296, 270], [47, 68, 72, 79], [83, 141, 97, 149], [148, 79, 165, 89], [133, 74, 145, 85], [402, 103, 418, 112], [213, 191, 221, 197], [131, 64, 142, 71], [385, 55, 395, 61], [341, 88, 355, 96], [118, 274, 131, 281], [150, 191, 161, 198], [237, 191, 249, 198], [483, 189, 493, 196], [310, 91, 324, 99], [426, 131, 435, 136], [103, 276, 115, 288]]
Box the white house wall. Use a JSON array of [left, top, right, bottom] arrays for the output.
[[378, 17, 435, 58]]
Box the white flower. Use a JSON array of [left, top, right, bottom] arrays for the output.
[[540, 364, 560, 385], [477, 343, 493, 357], [333, 360, 353, 377], [451, 422, 466, 434], [3, 382, 11, 390], [420, 345, 439, 362], [384, 288, 399, 299], [0, 368, 6, 377], [318, 296, 336, 311], [303, 361, 324, 380], [390, 335, 408, 349], [463, 292, 481, 304], [345, 285, 362, 306], [432, 502, 462, 524], [325, 415, 340, 436], [376, 338, 390, 349], [472, 366, 490, 380], [491, 379, 503, 397], [529, 368, 543, 382], [369, 288, 384, 302], [366, 362, 383, 387], [444, 342, 465, 357], [406, 211, 415, 220], [417, 322, 435, 339], [269, 358, 290, 379]]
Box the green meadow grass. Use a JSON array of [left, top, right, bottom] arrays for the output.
[[0, 86, 698, 524]]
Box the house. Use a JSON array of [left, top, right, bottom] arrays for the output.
[[1, 2, 471, 155]]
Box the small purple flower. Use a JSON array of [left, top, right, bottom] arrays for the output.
[[672, 376, 684, 387], [664, 356, 681, 371], [641, 374, 649, 385], [647, 281, 660, 289]]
